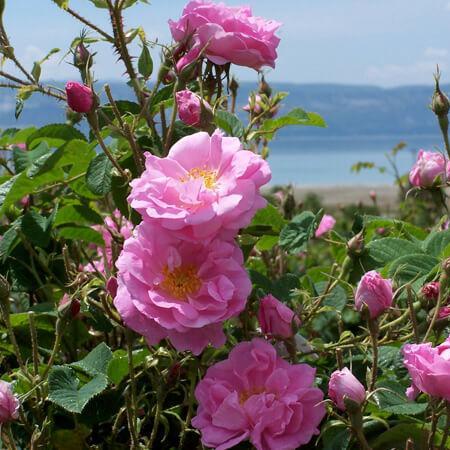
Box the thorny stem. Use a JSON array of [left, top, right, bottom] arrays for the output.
[[28, 312, 40, 376], [63, 6, 114, 42], [406, 285, 420, 343], [423, 271, 447, 342], [41, 318, 64, 379], [149, 386, 166, 449], [164, 81, 180, 154], [440, 402, 450, 450], [125, 330, 139, 449], [368, 317, 379, 392], [428, 398, 439, 450], [179, 362, 198, 449]]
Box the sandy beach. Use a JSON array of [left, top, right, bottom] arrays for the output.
[[292, 184, 399, 209]]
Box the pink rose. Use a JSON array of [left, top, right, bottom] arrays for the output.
[[0, 381, 19, 424], [257, 294, 300, 339], [84, 209, 133, 274], [114, 222, 251, 355], [438, 306, 450, 319], [176, 89, 212, 127], [354, 270, 393, 319], [315, 214, 336, 238], [328, 367, 366, 411], [405, 383, 420, 402], [169, 1, 281, 71], [192, 338, 325, 450], [128, 130, 271, 241], [409, 150, 448, 187], [65, 81, 94, 113], [403, 337, 450, 401], [58, 293, 81, 319], [421, 281, 440, 301]]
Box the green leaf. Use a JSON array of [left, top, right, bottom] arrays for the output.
[[59, 226, 104, 245], [253, 108, 326, 140], [321, 422, 352, 450], [279, 211, 319, 254], [255, 235, 279, 251], [107, 348, 150, 385], [21, 210, 52, 248], [315, 282, 348, 311], [272, 274, 299, 302], [70, 343, 113, 377], [48, 366, 108, 414], [150, 84, 174, 113], [388, 253, 438, 284], [13, 141, 51, 173], [366, 238, 422, 266], [138, 45, 153, 79], [422, 230, 450, 257], [26, 124, 86, 148], [214, 110, 244, 137], [54, 203, 103, 226], [31, 62, 41, 82], [247, 204, 286, 234], [370, 424, 429, 449], [86, 153, 113, 196]]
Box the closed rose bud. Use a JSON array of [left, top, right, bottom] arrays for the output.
[[421, 281, 440, 301], [405, 383, 420, 402], [354, 270, 393, 319], [409, 150, 448, 187], [0, 381, 19, 424], [175, 90, 212, 128], [257, 294, 300, 339], [438, 306, 450, 319], [73, 41, 92, 70], [431, 75, 450, 118], [315, 214, 336, 238], [328, 367, 366, 411], [65, 81, 94, 113], [243, 94, 263, 114], [369, 190, 376, 200], [106, 276, 118, 298], [58, 294, 80, 319]]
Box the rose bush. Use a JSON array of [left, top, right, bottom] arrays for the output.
[[0, 0, 450, 449]]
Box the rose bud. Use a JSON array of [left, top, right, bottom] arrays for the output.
[[58, 293, 81, 319], [328, 367, 366, 411], [409, 150, 448, 187], [315, 214, 336, 238], [405, 383, 420, 402], [106, 276, 118, 298], [73, 41, 93, 70], [175, 89, 212, 128], [243, 94, 263, 114], [65, 81, 94, 113], [0, 381, 19, 424], [421, 281, 440, 301], [257, 294, 300, 339], [431, 73, 450, 118], [438, 306, 450, 319], [354, 270, 393, 319]]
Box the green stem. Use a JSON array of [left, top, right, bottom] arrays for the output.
[[125, 330, 139, 447], [41, 318, 64, 379], [368, 317, 379, 392], [179, 362, 198, 449], [149, 387, 166, 449], [440, 402, 450, 450]]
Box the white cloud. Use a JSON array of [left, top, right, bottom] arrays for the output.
[[366, 60, 448, 86]]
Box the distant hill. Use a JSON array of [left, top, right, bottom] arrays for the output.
[[0, 81, 446, 138]]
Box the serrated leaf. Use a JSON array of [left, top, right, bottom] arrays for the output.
[[247, 204, 286, 234], [70, 343, 112, 377], [279, 211, 319, 254], [54, 204, 102, 226], [13, 141, 51, 173], [107, 348, 150, 385], [315, 282, 347, 311], [48, 366, 108, 414], [21, 210, 52, 248], [26, 123, 86, 148], [214, 110, 244, 137], [86, 153, 113, 195], [388, 253, 438, 284], [367, 238, 422, 266], [422, 230, 450, 257]]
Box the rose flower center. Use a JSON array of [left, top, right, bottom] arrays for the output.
[[239, 386, 266, 404], [180, 167, 218, 189], [160, 264, 201, 300]]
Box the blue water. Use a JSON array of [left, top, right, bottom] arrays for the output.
[[268, 134, 443, 185]]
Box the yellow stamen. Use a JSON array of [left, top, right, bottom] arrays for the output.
[[239, 387, 265, 404], [160, 264, 201, 300], [180, 166, 217, 189]]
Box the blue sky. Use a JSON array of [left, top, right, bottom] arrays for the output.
[[3, 0, 450, 86]]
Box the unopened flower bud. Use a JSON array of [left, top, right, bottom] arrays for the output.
[[229, 76, 239, 97], [0, 381, 19, 424], [58, 294, 81, 319], [421, 281, 440, 301], [258, 76, 272, 97], [347, 231, 364, 256], [328, 367, 366, 411], [73, 41, 93, 70], [65, 81, 94, 113], [176, 89, 213, 129], [431, 74, 450, 118]]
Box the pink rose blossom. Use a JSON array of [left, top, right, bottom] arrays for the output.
[[403, 337, 450, 401], [114, 222, 251, 355], [192, 338, 325, 450], [409, 150, 448, 187], [315, 214, 336, 238], [328, 367, 366, 411], [0, 381, 19, 424], [128, 130, 271, 241], [354, 270, 393, 319], [169, 1, 281, 71], [176, 89, 212, 127], [257, 294, 300, 339], [85, 210, 133, 274], [58, 293, 81, 319], [65, 81, 94, 113]]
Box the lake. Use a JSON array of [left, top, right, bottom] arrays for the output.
[[267, 134, 442, 185]]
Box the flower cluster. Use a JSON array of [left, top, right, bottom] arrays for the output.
[[115, 130, 270, 354]]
